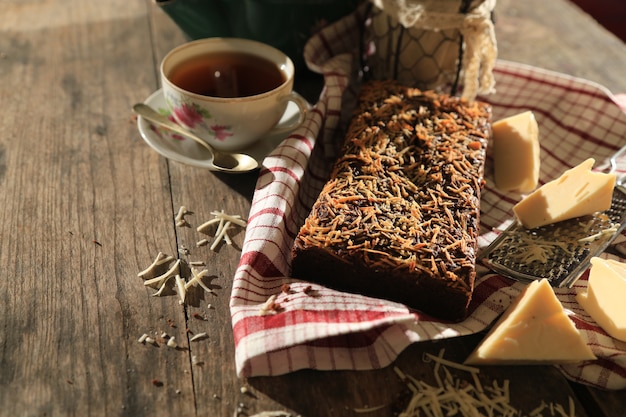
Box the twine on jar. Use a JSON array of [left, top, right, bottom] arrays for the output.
[[369, 0, 497, 100]]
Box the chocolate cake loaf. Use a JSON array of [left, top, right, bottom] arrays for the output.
[[291, 80, 492, 321]]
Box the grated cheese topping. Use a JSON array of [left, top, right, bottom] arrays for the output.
[[294, 81, 490, 296], [136, 208, 247, 303], [504, 213, 617, 266], [505, 233, 573, 264], [259, 294, 279, 316], [185, 268, 217, 295], [175, 274, 186, 305], [391, 350, 575, 417], [578, 224, 618, 243], [137, 252, 175, 279], [166, 336, 178, 348], [197, 210, 247, 251], [175, 205, 192, 227], [189, 332, 208, 342], [143, 259, 181, 296]]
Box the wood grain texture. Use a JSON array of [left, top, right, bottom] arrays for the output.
[[0, 0, 624, 416], [495, 0, 626, 93], [0, 1, 193, 415]]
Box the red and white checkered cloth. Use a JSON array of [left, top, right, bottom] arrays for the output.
[[230, 9, 626, 389]]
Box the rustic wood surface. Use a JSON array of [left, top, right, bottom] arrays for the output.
[[0, 0, 624, 416]]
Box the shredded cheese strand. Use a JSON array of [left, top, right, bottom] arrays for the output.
[[143, 259, 180, 288], [197, 210, 247, 250], [394, 350, 575, 417], [137, 252, 175, 278], [175, 274, 186, 304]]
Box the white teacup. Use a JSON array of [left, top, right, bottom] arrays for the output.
[[160, 38, 308, 151]]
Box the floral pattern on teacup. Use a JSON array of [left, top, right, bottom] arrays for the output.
[[164, 92, 234, 142], [211, 125, 232, 141], [147, 107, 186, 141], [172, 102, 206, 128]]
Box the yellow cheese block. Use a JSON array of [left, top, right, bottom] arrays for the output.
[[513, 158, 616, 229], [465, 279, 596, 365], [492, 111, 540, 193], [577, 257, 626, 342]]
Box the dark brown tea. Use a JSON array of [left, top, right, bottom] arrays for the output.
[[168, 52, 286, 98]]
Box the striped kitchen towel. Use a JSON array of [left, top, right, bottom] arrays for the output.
[[230, 7, 626, 389]]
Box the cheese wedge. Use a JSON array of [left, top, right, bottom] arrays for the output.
[[465, 279, 596, 365], [577, 257, 626, 342], [513, 158, 616, 229], [492, 111, 540, 193]]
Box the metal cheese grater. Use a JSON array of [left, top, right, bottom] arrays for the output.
[[481, 145, 626, 288]]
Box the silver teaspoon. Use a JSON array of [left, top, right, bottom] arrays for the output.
[[133, 103, 260, 173]]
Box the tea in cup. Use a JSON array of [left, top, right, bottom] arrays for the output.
[[160, 38, 308, 151]]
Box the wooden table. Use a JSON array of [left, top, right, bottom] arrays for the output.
[[1, 0, 625, 416]]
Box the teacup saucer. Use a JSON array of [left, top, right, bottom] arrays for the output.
[[136, 89, 307, 172]]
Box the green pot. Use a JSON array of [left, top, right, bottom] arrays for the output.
[[155, 0, 362, 69]]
